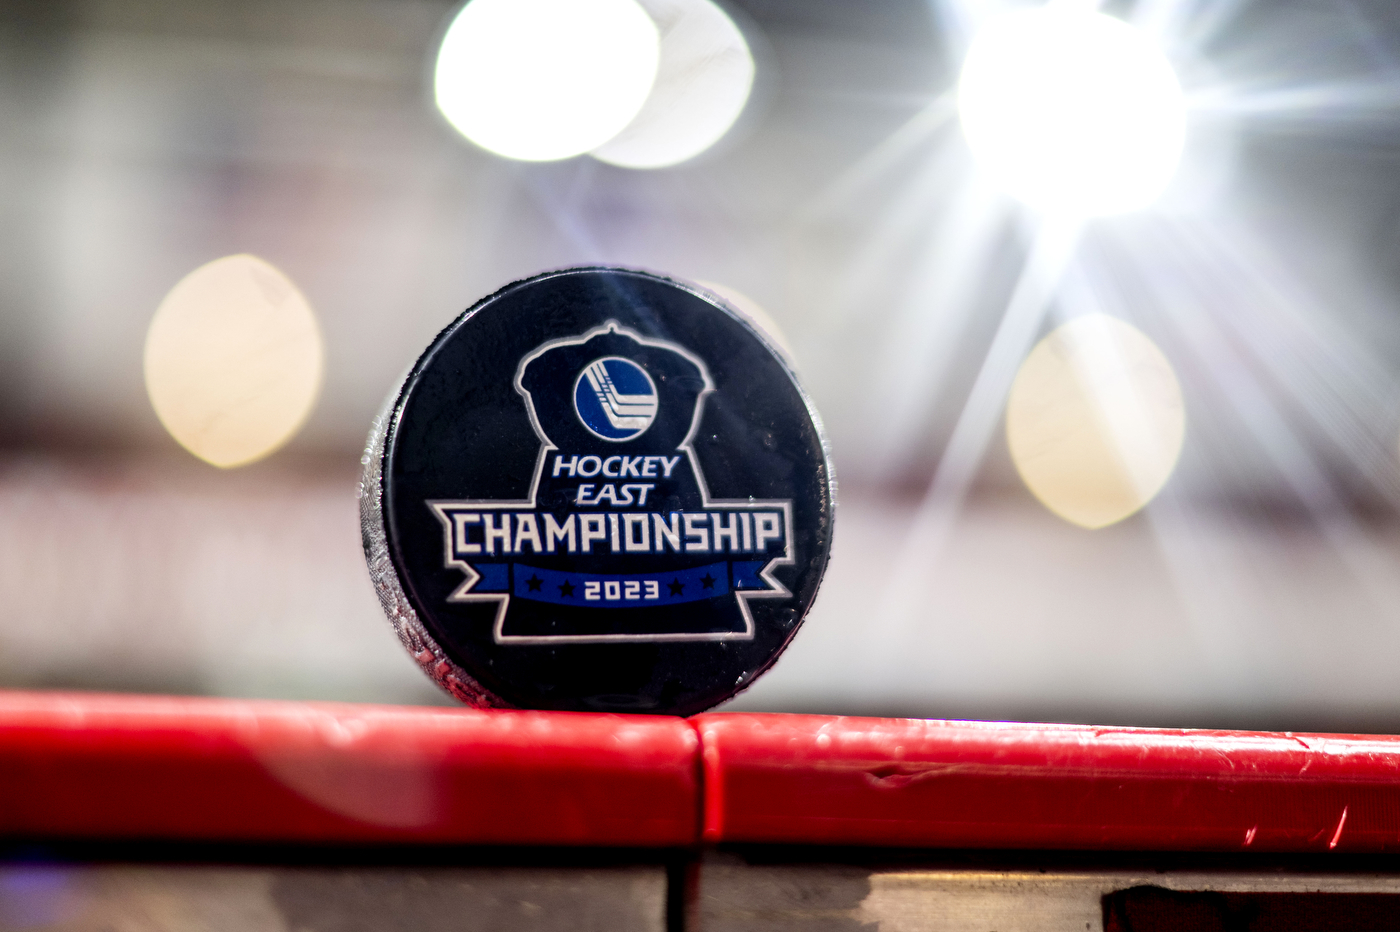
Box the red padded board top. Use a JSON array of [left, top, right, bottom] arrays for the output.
[[3, 691, 1400, 852], [693, 714, 1400, 853], [0, 691, 699, 846]]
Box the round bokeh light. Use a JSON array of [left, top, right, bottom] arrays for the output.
[[958, 8, 1186, 217], [145, 255, 323, 469], [591, 0, 755, 169], [434, 0, 660, 162], [1006, 314, 1185, 529]]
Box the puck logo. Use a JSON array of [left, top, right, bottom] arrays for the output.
[[573, 356, 658, 441], [429, 321, 794, 644]]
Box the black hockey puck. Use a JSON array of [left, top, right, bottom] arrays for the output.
[[361, 267, 834, 715]]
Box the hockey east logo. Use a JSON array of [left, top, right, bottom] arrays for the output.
[[429, 321, 794, 644]]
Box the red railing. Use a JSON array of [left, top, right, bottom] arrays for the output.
[[2, 691, 1400, 852]]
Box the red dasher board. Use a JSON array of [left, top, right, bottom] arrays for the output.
[[693, 713, 1400, 852], [5, 692, 1400, 931], [1, 691, 1399, 852], [0, 691, 699, 846]]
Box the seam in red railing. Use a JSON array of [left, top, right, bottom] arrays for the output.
[[687, 717, 725, 845]]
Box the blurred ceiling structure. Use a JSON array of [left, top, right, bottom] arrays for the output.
[[1, 0, 1398, 498]]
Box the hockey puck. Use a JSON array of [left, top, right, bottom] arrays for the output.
[[361, 267, 834, 715]]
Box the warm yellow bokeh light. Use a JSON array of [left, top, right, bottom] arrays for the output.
[[697, 280, 795, 364], [1006, 314, 1185, 529], [144, 254, 324, 468]]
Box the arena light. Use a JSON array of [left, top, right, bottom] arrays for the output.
[[957, 7, 1185, 217], [1006, 313, 1185, 529], [591, 0, 755, 169], [144, 255, 323, 468], [434, 0, 660, 162]]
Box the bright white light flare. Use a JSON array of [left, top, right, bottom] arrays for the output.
[[1006, 314, 1185, 529], [145, 255, 323, 468], [435, 0, 660, 162], [591, 0, 755, 169], [958, 8, 1186, 217]]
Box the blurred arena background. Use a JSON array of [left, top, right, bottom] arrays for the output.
[[4, 0, 1400, 731]]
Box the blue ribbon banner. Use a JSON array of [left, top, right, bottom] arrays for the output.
[[468, 561, 771, 608]]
